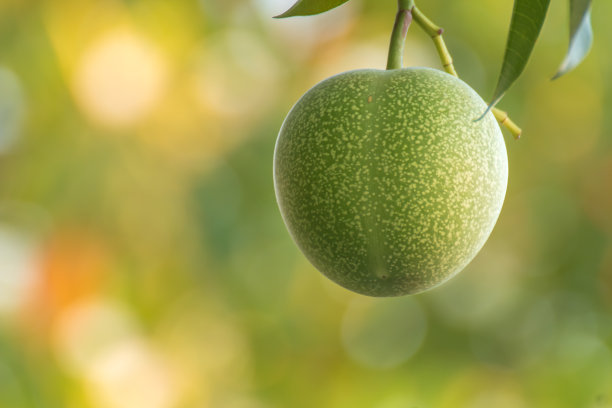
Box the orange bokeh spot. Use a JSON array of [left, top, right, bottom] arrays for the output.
[[21, 229, 111, 331]]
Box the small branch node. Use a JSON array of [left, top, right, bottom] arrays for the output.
[[492, 108, 522, 139]]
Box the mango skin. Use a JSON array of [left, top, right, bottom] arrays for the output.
[[274, 68, 508, 296]]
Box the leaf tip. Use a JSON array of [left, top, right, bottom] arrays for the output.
[[550, 70, 563, 81], [273, 9, 293, 18], [473, 110, 489, 123], [474, 95, 503, 123], [273, 9, 296, 18], [272, 0, 352, 19]]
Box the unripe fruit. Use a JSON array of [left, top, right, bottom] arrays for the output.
[[274, 67, 508, 296]]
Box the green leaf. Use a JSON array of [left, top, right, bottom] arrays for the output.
[[552, 0, 593, 79], [274, 0, 351, 18], [487, 0, 551, 109]]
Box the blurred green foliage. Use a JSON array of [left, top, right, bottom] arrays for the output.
[[0, 0, 611, 407]]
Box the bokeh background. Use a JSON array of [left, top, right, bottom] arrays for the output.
[[0, 0, 611, 407]]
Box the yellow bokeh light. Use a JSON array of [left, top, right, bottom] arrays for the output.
[[193, 30, 282, 118], [87, 339, 178, 408], [53, 299, 179, 408], [74, 29, 168, 127], [53, 299, 139, 375]]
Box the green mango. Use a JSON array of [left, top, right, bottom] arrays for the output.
[[274, 67, 508, 296]]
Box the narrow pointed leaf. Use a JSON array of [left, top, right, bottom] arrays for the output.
[[275, 0, 351, 18], [487, 0, 551, 109], [552, 0, 593, 79]]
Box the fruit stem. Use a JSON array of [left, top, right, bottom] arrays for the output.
[[386, 0, 415, 70], [411, 4, 523, 140]]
